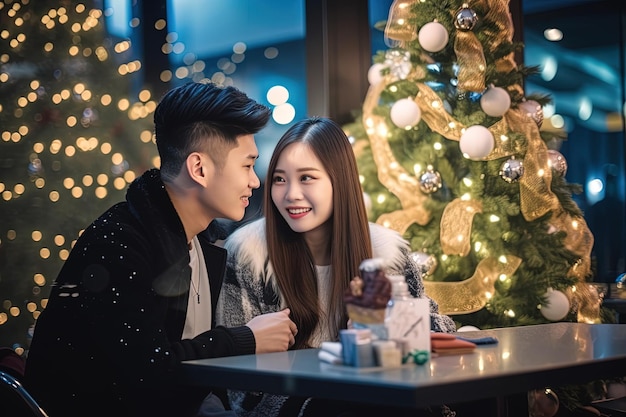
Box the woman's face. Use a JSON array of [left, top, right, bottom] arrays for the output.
[[270, 142, 333, 236]]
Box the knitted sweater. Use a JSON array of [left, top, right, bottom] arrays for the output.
[[216, 218, 456, 417]]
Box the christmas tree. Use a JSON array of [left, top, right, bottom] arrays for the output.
[[0, 0, 157, 351], [348, 0, 611, 329]]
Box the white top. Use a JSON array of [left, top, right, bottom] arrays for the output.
[[182, 236, 212, 339], [309, 265, 333, 348]]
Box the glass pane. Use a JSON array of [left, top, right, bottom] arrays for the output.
[[164, 0, 308, 222], [523, 1, 626, 284]]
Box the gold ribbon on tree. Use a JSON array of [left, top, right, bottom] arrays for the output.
[[550, 210, 597, 322], [362, 76, 432, 232], [424, 255, 521, 315], [440, 198, 483, 256], [505, 109, 560, 220], [453, 0, 523, 93], [454, 27, 486, 92], [362, 75, 522, 314], [384, 0, 418, 48], [484, 0, 518, 75]]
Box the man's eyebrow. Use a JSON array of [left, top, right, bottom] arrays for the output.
[[246, 154, 259, 160]]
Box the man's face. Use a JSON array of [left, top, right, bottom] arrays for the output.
[[201, 134, 260, 221]]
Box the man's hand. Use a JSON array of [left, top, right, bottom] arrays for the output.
[[246, 308, 298, 353]]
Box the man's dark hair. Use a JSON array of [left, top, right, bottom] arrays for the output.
[[154, 82, 271, 180]]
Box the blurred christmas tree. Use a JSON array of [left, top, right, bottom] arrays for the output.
[[0, 0, 157, 351], [347, 0, 612, 329]]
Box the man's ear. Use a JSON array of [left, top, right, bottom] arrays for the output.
[[185, 152, 211, 186]]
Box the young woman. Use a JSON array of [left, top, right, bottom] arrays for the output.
[[216, 117, 456, 416]]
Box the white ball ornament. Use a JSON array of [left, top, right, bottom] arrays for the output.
[[459, 125, 494, 160], [390, 98, 421, 129], [457, 325, 480, 332], [418, 21, 449, 53], [480, 85, 511, 117], [540, 288, 570, 321], [367, 63, 387, 86]]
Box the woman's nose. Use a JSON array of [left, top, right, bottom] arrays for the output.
[[285, 183, 302, 201]]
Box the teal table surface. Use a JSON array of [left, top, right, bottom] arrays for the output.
[[180, 323, 626, 409]]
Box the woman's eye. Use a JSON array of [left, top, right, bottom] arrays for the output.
[[272, 176, 285, 183], [300, 175, 313, 181]]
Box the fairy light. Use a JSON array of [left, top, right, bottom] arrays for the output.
[[97, 173, 109, 185], [32, 230, 42, 241], [113, 177, 126, 190], [34, 273, 45, 286]]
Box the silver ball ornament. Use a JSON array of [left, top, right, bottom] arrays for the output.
[[410, 252, 438, 277], [528, 388, 559, 417], [499, 158, 524, 183], [455, 6, 478, 31], [419, 169, 442, 193], [547, 150, 567, 177]]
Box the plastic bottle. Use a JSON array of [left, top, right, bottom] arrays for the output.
[[384, 275, 431, 360]]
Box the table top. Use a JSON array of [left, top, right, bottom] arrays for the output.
[[180, 323, 626, 408]]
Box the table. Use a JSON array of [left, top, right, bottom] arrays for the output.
[[180, 323, 626, 414]]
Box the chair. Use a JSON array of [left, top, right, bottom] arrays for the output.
[[0, 347, 49, 417], [0, 370, 50, 417]]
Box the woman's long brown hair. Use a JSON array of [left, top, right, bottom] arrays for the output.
[[264, 117, 373, 349]]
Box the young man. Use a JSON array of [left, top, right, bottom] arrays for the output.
[[24, 82, 298, 417]]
